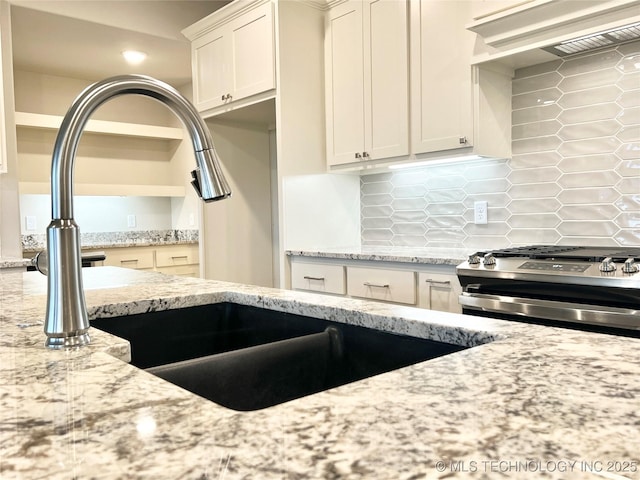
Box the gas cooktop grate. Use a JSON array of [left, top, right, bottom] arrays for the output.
[[475, 245, 580, 258], [474, 245, 640, 262]]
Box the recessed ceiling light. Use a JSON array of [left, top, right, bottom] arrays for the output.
[[122, 50, 147, 65]]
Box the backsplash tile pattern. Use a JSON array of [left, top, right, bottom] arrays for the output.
[[361, 40, 640, 250]]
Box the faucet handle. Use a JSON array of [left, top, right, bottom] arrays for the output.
[[32, 250, 48, 275]]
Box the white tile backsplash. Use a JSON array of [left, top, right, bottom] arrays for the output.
[[360, 39, 640, 249]]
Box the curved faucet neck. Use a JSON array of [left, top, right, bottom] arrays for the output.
[[44, 74, 230, 349], [51, 74, 216, 219]]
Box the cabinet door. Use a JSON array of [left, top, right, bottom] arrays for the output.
[[192, 28, 231, 111], [190, 2, 275, 112], [417, 271, 462, 313], [410, 0, 474, 154], [326, 0, 409, 167], [228, 2, 275, 102], [364, 0, 409, 160], [326, 0, 365, 166]]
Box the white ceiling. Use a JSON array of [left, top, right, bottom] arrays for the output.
[[10, 0, 231, 87]]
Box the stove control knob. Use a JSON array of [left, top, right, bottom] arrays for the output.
[[599, 257, 616, 273], [622, 258, 639, 274], [468, 254, 481, 265], [483, 253, 496, 266]]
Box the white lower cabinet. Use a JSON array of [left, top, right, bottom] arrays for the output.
[[102, 247, 155, 271], [291, 261, 346, 295], [90, 244, 200, 278], [347, 266, 416, 305], [417, 271, 462, 313], [290, 256, 462, 313]]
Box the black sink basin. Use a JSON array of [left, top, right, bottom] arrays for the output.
[[92, 302, 468, 411]]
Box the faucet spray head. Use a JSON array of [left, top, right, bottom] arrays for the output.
[[191, 148, 231, 202]]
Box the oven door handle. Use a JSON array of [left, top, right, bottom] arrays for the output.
[[459, 292, 640, 330]]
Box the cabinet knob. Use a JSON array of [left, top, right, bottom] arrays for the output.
[[623, 258, 639, 274], [355, 153, 362, 159], [459, 136, 467, 144], [221, 93, 232, 101], [599, 257, 616, 273], [362, 151, 370, 158]]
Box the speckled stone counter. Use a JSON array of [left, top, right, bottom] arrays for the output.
[[286, 246, 471, 265], [0, 257, 32, 270], [1, 267, 639, 479], [21, 229, 199, 253]]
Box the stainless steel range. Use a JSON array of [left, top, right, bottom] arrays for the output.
[[456, 245, 640, 337]]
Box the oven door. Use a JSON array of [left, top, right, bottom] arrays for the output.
[[459, 282, 640, 337]]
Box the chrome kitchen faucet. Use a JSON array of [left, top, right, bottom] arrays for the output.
[[34, 74, 231, 349]]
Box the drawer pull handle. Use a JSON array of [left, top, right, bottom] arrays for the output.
[[120, 259, 138, 263], [303, 276, 325, 281], [171, 255, 189, 259], [364, 282, 390, 288], [424, 279, 451, 286]]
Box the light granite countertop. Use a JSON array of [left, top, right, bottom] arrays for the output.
[[0, 257, 32, 270], [1, 267, 639, 479], [21, 229, 199, 253], [286, 246, 472, 266]]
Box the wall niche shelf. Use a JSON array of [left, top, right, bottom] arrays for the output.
[[18, 181, 186, 197], [14, 111, 184, 140], [16, 111, 188, 198]]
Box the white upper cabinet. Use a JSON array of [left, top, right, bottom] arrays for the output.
[[325, 0, 409, 167], [410, 0, 511, 159], [410, 0, 475, 155], [183, 0, 276, 114]]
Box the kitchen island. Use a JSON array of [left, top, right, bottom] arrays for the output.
[[1, 267, 638, 479]]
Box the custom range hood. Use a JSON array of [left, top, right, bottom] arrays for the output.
[[467, 0, 640, 69]]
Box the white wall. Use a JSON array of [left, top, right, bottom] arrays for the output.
[[283, 174, 361, 250], [202, 118, 274, 287], [19, 194, 173, 234], [0, 1, 21, 257]]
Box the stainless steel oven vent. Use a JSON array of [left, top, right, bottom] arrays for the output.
[[542, 21, 640, 57]]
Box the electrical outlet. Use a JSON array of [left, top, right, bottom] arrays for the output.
[[474, 201, 488, 225], [25, 216, 37, 231], [127, 214, 136, 228]]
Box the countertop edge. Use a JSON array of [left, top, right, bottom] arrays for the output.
[[286, 248, 468, 266]]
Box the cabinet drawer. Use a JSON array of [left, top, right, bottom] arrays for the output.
[[417, 272, 462, 313], [156, 245, 199, 268], [291, 262, 345, 295], [346, 266, 416, 305], [104, 248, 154, 270], [156, 265, 200, 278]]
